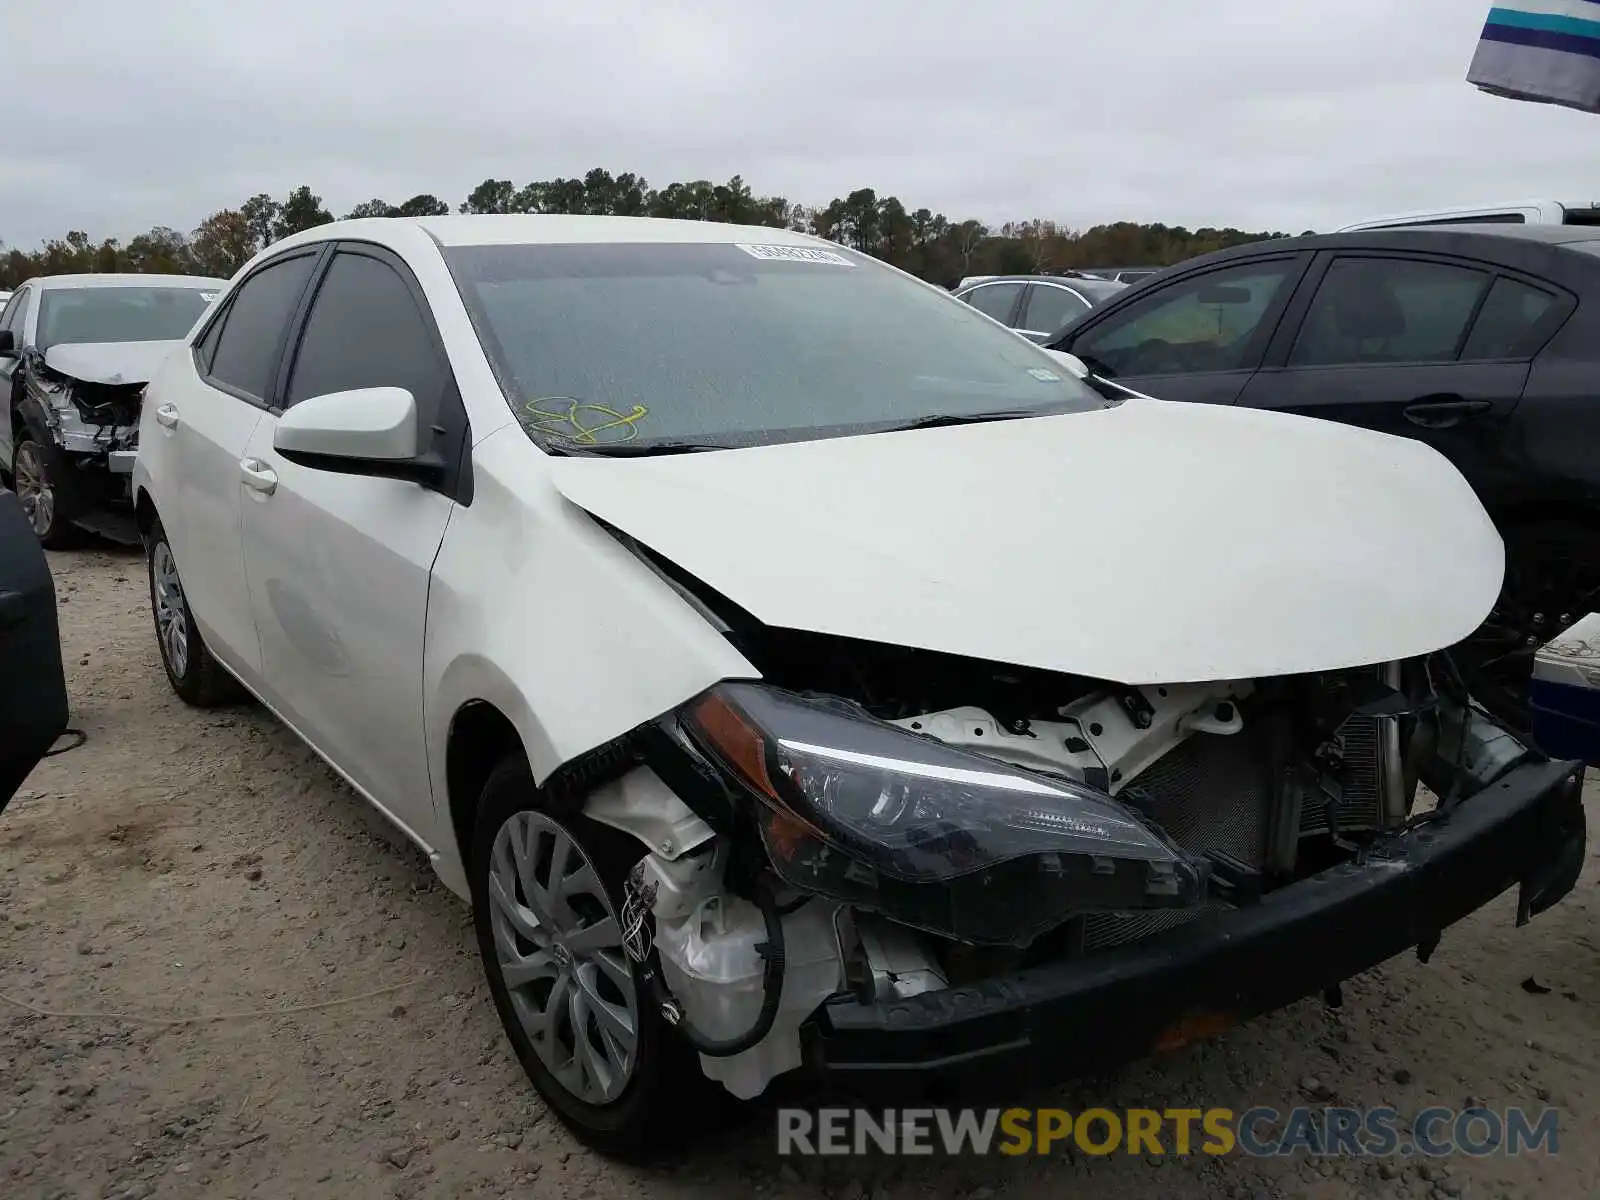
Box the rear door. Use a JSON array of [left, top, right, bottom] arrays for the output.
[[159, 248, 323, 686], [1237, 252, 1565, 500], [1058, 255, 1309, 405]]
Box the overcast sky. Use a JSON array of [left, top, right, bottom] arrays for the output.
[[5, 0, 1596, 250]]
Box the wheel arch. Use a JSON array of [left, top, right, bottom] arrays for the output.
[[133, 485, 160, 544], [440, 693, 715, 900], [444, 699, 528, 894]]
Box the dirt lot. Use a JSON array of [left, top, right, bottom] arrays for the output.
[[2, 544, 1597, 1199]]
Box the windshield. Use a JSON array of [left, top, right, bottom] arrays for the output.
[[37, 286, 215, 350], [443, 241, 1103, 452]]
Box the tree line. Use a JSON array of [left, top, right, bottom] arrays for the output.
[[1, 168, 1291, 290]]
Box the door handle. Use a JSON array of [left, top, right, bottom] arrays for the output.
[[154, 403, 180, 430], [239, 458, 278, 495], [1402, 399, 1492, 430]]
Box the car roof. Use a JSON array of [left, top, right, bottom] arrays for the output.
[[1160, 224, 1600, 276], [394, 214, 825, 248], [960, 274, 1125, 291], [25, 273, 227, 291]]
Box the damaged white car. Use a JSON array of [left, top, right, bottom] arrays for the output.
[[1, 273, 224, 544], [131, 216, 1587, 1157]]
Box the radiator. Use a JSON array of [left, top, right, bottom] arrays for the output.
[[1080, 706, 1389, 952]]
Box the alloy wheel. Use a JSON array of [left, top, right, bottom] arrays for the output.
[[152, 542, 190, 678], [487, 810, 639, 1106], [13, 442, 53, 538]]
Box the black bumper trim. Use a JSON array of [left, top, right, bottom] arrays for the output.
[[809, 757, 1586, 1082]]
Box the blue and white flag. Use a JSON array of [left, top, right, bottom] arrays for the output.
[[1468, 1, 1600, 113]]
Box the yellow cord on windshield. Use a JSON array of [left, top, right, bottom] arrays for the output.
[[521, 396, 650, 445]]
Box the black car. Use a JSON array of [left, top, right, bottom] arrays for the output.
[[953, 273, 1127, 342], [1049, 224, 1600, 728], [0, 487, 68, 811]]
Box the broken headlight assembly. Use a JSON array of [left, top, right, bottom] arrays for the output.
[[681, 683, 1206, 946]]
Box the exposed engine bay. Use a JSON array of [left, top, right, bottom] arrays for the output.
[[590, 615, 1532, 1101], [10, 348, 148, 541], [26, 362, 143, 467]]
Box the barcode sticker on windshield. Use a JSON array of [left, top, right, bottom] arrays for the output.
[[734, 243, 854, 267]]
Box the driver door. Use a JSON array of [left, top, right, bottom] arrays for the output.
[[1060, 255, 1310, 405]]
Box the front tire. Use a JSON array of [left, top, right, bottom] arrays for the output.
[[469, 755, 698, 1160], [146, 516, 239, 707], [12, 437, 77, 548]]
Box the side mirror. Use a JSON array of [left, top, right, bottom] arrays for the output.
[[0, 330, 15, 358], [273, 387, 444, 484], [1040, 348, 1091, 379]]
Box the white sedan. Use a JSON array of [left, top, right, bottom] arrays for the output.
[[131, 215, 1585, 1158]]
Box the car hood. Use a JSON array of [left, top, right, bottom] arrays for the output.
[[548, 398, 1504, 685], [42, 340, 182, 386]]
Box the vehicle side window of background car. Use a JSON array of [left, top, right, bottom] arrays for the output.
[[1288, 257, 1490, 368], [1459, 276, 1561, 361], [1022, 285, 1089, 334], [193, 298, 230, 375], [961, 282, 1022, 323], [285, 251, 447, 421], [1071, 261, 1295, 376], [0, 290, 25, 336], [207, 255, 319, 402]]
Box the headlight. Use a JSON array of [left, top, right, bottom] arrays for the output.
[[681, 683, 1207, 946]]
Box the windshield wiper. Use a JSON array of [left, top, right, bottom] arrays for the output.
[[877, 408, 1065, 434], [543, 439, 734, 458]]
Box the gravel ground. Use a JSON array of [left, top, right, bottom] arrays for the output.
[[2, 543, 1597, 1200]]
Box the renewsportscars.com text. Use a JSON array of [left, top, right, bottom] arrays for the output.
[[776, 1106, 1560, 1158]]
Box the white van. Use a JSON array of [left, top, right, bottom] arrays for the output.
[[1336, 199, 1600, 231]]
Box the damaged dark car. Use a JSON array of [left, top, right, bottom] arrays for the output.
[[1, 274, 223, 545]]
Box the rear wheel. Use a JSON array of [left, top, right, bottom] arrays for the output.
[[469, 755, 701, 1160], [146, 516, 240, 707], [1456, 519, 1600, 736], [12, 438, 76, 548]]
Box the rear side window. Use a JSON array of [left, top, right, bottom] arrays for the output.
[[1289, 258, 1489, 367], [1460, 277, 1561, 360], [961, 282, 1022, 323], [284, 251, 447, 418], [207, 254, 318, 401], [1022, 285, 1090, 334]]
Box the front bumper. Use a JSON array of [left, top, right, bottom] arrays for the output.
[[807, 757, 1587, 1084]]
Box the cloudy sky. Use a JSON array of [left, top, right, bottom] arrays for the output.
[[5, 0, 1596, 249]]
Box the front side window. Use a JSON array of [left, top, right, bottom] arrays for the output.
[[37, 286, 216, 351], [1072, 261, 1296, 377], [207, 255, 318, 401], [285, 251, 446, 417], [0, 289, 26, 336], [1289, 257, 1490, 368], [444, 242, 1102, 452]]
